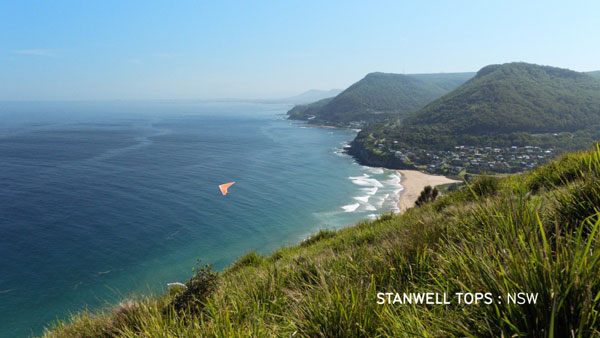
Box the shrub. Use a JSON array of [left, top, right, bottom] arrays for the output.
[[469, 175, 499, 198], [377, 211, 395, 222], [171, 261, 217, 314], [415, 185, 439, 206]]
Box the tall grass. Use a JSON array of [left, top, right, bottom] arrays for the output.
[[42, 146, 600, 337]]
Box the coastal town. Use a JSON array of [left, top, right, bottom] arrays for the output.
[[384, 144, 554, 176]]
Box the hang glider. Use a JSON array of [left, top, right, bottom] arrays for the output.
[[219, 182, 235, 195]]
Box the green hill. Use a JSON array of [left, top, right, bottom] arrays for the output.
[[286, 97, 333, 121], [404, 63, 600, 135], [589, 71, 600, 79], [287, 72, 473, 126], [406, 72, 475, 91], [350, 63, 600, 170], [42, 146, 600, 337]]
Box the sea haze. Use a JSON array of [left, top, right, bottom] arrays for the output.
[[0, 101, 402, 337]]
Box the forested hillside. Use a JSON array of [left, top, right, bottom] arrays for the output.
[[404, 63, 600, 135], [352, 63, 600, 157], [588, 71, 600, 79], [287, 72, 473, 126]]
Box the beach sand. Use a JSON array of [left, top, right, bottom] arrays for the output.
[[397, 170, 460, 213]]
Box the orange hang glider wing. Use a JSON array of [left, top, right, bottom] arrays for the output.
[[219, 182, 235, 195]]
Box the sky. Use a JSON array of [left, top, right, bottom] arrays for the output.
[[1, 0, 599, 100]]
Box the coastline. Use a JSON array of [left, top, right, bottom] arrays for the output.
[[396, 170, 460, 213]]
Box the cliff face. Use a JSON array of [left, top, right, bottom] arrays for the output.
[[347, 140, 414, 169]]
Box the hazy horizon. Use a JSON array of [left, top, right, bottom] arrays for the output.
[[2, 1, 599, 100]]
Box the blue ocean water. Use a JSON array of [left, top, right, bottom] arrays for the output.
[[0, 101, 403, 337]]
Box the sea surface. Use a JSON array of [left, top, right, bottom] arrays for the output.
[[0, 101, 402, 337]]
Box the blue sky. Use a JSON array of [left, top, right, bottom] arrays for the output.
[[1, 0, 599, 100]]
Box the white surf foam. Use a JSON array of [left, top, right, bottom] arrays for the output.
[[374, 194, 389, 208], [364, 203, 377, 211], [341, 203, 360, 212], [383, 172, 402, 186], [333, 148, 345, 156], [354, 195, 370, 203], [349, 174, 384, 187], [361, 187, 379, 195], [366, 167, 384, 175]]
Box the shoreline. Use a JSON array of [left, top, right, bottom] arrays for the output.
[[396, 170, 460, 213]]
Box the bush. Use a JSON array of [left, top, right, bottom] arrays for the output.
[[415, 185, 439, 206], [171, 261, 217, 314], [469, 175, 499, 198], [377, 211, 395, 222]]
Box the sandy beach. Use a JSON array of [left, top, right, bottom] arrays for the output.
[[397, 170, 460, 213]]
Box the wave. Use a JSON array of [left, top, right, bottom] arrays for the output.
[[364, 203, 377, 211], [361, 187, 379, 195], [333, 148, 346, 156], [341, 203, 360, 212], [349, 174, 383, 187], [383, 172, 402, 186], [366, 167, 384, 175], [374, 194, 389, 208], [353, 195, 370, 203]]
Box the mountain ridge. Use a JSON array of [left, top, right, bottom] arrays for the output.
[[349, 62, 600, 172], [287, 71, 475, 126]]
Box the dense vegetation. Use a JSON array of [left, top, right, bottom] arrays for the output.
[[286, 97, 333, 121], [287, 72, 473, 126], [43, 145, 600, 337], [405, 63, 600, 135], [405, 72, 475, 91], [352, 63, 600, 166]]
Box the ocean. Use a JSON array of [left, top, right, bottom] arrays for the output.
[[0, 101, 403, 337]]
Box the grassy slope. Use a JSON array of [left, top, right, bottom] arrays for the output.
[[43, 146, 600, 337]]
